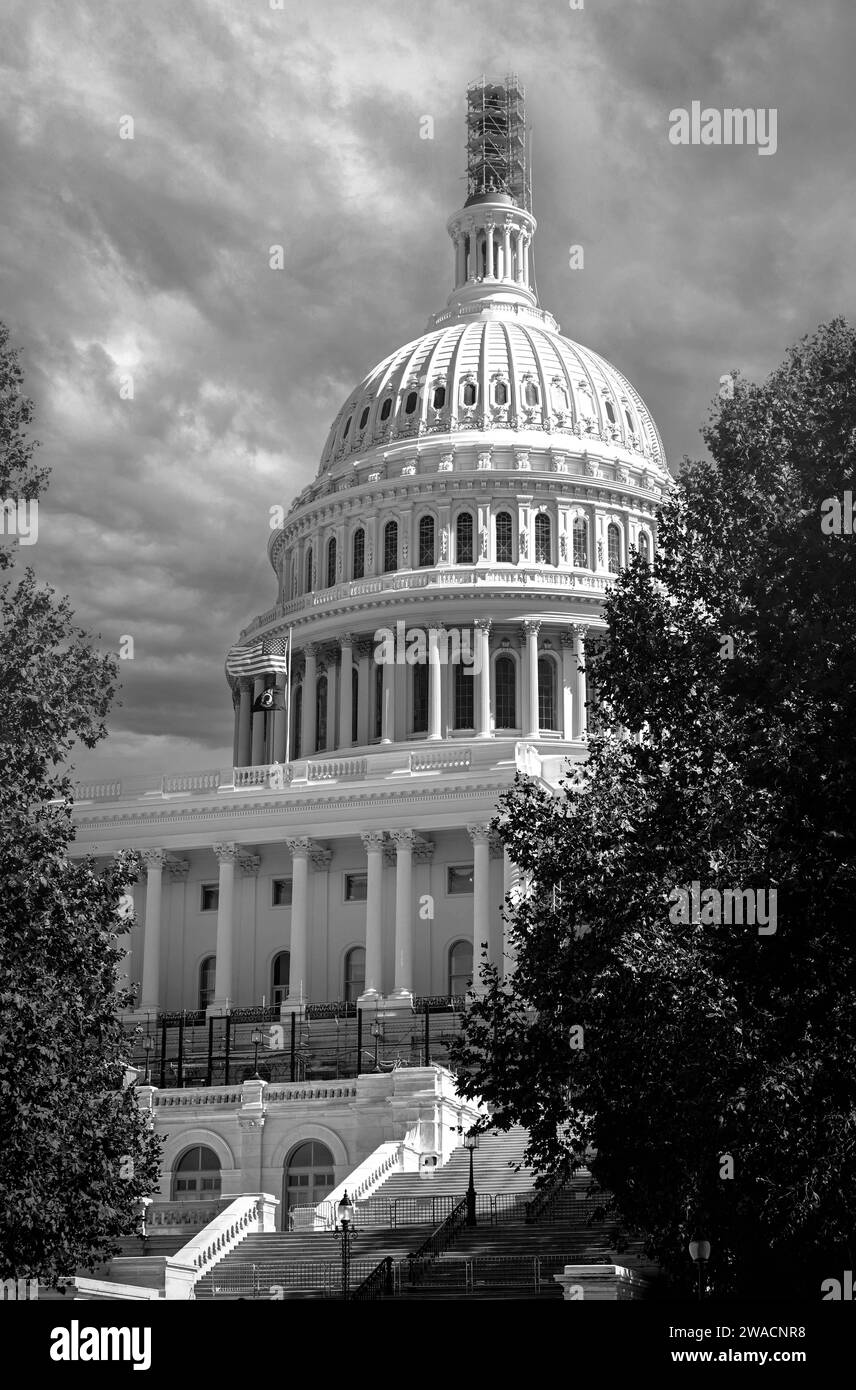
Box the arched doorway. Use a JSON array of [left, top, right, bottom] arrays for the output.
[[283, 1140, 335, 1228], [172, 1145, 222, 1201]]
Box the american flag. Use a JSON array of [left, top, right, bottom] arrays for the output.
[[226, 634, 290, 678]]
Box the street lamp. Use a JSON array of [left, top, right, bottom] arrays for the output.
[[251, 1026, 263, 1078], [463, 1130, 480, 1227], [337, 1190, 355, 1301], [142, 1034, 153, 1085], [371, 1018, 383, 1071], [689, 1237, 711, 1301]]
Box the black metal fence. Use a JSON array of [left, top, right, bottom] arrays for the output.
[[126, 1001, 467, 1088]]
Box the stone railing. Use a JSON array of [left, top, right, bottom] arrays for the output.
[[264, 1082, 358, 1103], [410, 748, 471, 773], [319, 1140, 404, 1228], [147, 1201, 221, 1230], [174, 1193, 278, 1283], [305, 757, 367, 780], [152, 1086, 243, 1109]]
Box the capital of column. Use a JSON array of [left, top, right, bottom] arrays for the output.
[[303, 642, 318, 662], [467, 824, 493, 847], [522, 619, 541, 638], [412, 838, 435, 864], [213, 843, 242, 866], [390, 828, 417, 852], [239, 854, 261, 876], [339, 632, 356, 651], [142, 848, 167, 872], [310, 847, 333, 870], [286, 836, 313, 861], [560, 628, 576, 648], [474, 617, 492, 633], [361, 831, 386, 854], [570, 623, 588, 643], [166, 860, 190, 878]]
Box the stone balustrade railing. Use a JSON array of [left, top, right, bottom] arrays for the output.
[[318, 1140, 404, 1228], [147, 1201, 221, 1229], [174, 1193, 278, 1282]]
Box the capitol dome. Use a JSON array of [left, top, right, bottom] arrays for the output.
[[318, 319, 665, 480]]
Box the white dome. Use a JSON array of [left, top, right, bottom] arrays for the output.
[[318, 316, 665, 478]]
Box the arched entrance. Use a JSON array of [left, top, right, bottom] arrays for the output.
[[172, 1144, 222, 1201], [283, 1140, 335, 1228]]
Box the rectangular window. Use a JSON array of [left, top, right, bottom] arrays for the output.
[[453, 663, 474, 729], [344, 872, 368, 902], [272, 878, 293, 907], [201, 884, 219, 912], [412, 662, 428, 733], [447, 864, 474, 895]]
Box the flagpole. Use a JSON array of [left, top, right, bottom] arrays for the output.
[[284, 626, 293, 765]]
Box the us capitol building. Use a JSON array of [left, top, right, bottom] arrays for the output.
[[70, 78, 669, 1237]]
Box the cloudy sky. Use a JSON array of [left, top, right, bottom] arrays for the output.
[[1, 0, 853, 782]]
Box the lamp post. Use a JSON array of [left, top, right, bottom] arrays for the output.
[[337, 1191, 355, 1301], [464, 1130, 479, 1227], [142, 1034, 153, 1085], [371, 1018, 383, 1071], [251, 1026, 263, 1078], [689, 1237, 711, 1301]]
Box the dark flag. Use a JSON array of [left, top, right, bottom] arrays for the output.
[[252, 686, 284, 713]]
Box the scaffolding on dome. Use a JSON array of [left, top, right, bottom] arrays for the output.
[[465, 73, 530, 211]]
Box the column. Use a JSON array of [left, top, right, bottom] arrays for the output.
[[361, 831, 385, 999], [390, 829, 415, 1004], [139, 849, 166, 1014], [356, 640, 371, 746], [237, 679, 252, 767], [485, 221, 495, 278], [115, 882, 135, 1005], [561, 629, 575, 739], [455, 233, 466, 287], [338, 633, 354, 749], [301, 644, 317, 757], [251, 677, 266, 765], [522, 233, 530, 286], [502, 222, 512, 281], [232, 688, 240, 766], [503, 849, 519, 980], [211, 844, 240, 1013], [474, 619, 492, 738], [468, 826, 492, 995], [272, 673, 288, 763], [381, 651, 395, 743], [427, 626, 443, 741], [393, 659, 407, 742], [284, 838, 311, 1009], [572, 624, 588, 739], [523, 620, 541, 739], [324, 660, 337, 751]]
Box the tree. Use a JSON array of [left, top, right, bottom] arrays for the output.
[[0, 323, 161, 1284], [451, 320, 856, 1299]]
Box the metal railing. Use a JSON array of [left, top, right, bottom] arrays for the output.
[[413, 1253, 578, 1293], [407, 1197, 468, 1286], [352, 1256, 394, 1302], [207, 1259, 382, 1298]]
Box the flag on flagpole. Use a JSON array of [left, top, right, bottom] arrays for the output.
[[226, 635, 290, 679], [252, 685, 285, 713], [284, 627, 293, 763]]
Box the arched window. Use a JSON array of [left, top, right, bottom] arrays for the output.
[[495, 511, 513, 563], [290, 560, 297, 600], [359, 405, 370, 430], [461, 381, 477, 408], [380, 397, 392, 422], [326, 537, 337, 589], [638, 530, 650, 561], [494, 380, 509, 406], [271, 951, 290, 1007], [495, 655, 516, 728], [537, 657, 557, 732], [432, 385, 446, 410], [608, 522, 622, 574], [173, 1145, 221, 1201], [315, 673, 327, 752], [198, 956, 216, 1011], [605, 400, 616, 425], [352, 528, 365, 580], [344, 947, 365, 1003], [383, 520, 398, 573], [413, 661, 428, 733], [404, 390, 418, 415], [304, 546, 313, 594], [448, 940, 473, 997], [418, 515, 435, 568], [374, 663, 384, 740], [523, 380, 540, 408], [456, 512, 474, 565], [284, 1141, 335, 1227], [534, 513, 551, 564], [291, 684, 302, 757], [453, 661, 474, 730], [351, 668, 359, 743], [572, 517, 588, 568]]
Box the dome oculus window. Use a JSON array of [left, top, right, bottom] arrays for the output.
[[523, 380, 540, 408], [494, 380, 508, 406], [380, 397, 392, 422], [343, 414, 352, 438], [404, 390, 418, 415], [461, 381, 477, 408], [359, 406, 370, 430], [605, 400, 616, 425], [432, 385, 446, 410]]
